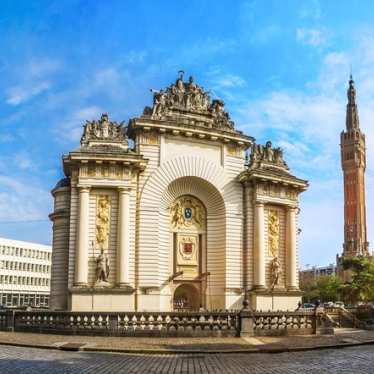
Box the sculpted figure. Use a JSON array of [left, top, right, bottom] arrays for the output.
[[96, 249, 110, 284], [101, 114, 110, 138], [270, 256, 281, 289], [201, 92, 210, 109], [96, 196, 110, 250], [252, 144, 264, 161], [151, 89, 167, 118], [274, 148, 283, 164], [170, 200, 184, 227], [268, 210, 280, 257], [265, 141, 274, 162]]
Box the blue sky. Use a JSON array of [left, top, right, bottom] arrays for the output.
[[0, 0, 373, 267]]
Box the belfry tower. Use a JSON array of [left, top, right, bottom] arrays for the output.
[[340, 75, 369, 257]]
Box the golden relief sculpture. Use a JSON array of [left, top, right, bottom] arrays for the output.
[[170, 196, 205, 229], [96, 195, 111, 250], [268, 209, 280, 257]]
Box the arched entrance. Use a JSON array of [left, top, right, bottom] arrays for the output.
[[173, 283, 200, 311], [169, 194, 207, 310]]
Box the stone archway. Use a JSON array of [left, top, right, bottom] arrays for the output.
[[137, 156, 231, 311], [173, 283, 200, 311]]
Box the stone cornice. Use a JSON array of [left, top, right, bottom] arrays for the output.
[[49, 208, 70, 221], [63, 151, 148, 176], [128, 117, 254, 148], [239, 169, 308, 191]]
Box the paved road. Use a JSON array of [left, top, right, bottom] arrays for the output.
[[0, 344, 373, 373]]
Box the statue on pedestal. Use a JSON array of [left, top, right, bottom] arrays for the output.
[[95, 249, 110, 287], [270, 256, 281, 289]]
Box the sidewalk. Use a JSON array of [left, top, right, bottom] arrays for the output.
[[0, 329, 374, 354]]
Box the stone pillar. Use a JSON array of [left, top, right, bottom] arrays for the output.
[[286, 206, 298, 290], [254, 201, 266, 289], [117, 187, 131, 286], [74, 186, 90, 286]]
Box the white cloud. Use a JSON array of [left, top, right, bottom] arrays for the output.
[[235, 31, 374, 265], [296, 27, 327, 47], [0, 175, 50, 222], [125, 50, 147, 65], [4, 57, 61, 106], [212, 74, 246, 89], [250, 24, 281, 45], [6, 81, 50, 106], [56, 106, 103, 143], [28, 58, 62, 77], [14, 152, 33, 170]]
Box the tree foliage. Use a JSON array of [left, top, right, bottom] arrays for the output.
[[300, 275, 342, 303], [301, 257, 374, 305], [340, 257, 374, 304]]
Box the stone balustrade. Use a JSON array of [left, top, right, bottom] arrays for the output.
[[253, 311, 315, 336], [0, 309, 329, 337], [0, 310, 239, 337]]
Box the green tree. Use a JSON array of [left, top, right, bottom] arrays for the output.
[[300, 275, 342, 303], [317, 275, 342, 302], [340, 257, 374, 304]]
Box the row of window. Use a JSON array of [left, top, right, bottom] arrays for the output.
[[0, 293, 49, 308], [1, 261, 50, 273], [0, 245, 51, 260], [0, 275, 50, 287]]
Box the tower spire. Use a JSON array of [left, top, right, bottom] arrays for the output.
[[339, 76, 369, 262], [346, 75, 360, 131]]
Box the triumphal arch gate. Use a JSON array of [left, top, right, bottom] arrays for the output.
[[49, 72, 308, 312]]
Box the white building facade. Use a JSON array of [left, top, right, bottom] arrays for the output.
[[50, 74, 308, 312], [0, 237, 51, 308]]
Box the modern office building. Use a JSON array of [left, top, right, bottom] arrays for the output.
[[299, 264, 337, 285], [0, 237, 52, 308]]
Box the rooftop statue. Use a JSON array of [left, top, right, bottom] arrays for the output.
[[144, 71, 235, 130], [249, 141, 289, 170], [81, 113, 128, 146]]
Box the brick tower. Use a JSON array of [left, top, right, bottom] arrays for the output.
[[340, 75, 369, 258]]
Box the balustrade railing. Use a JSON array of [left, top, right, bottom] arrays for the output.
[[6, 310, 239, 337], [0, 309, 322, 337], [253, 311, 315, 335]]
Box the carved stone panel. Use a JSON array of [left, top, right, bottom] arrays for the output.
[[176, 234, 199, 278], [170, 196, 205, 230], [96, 195, 111, 250], [268, 209, 280, 258]]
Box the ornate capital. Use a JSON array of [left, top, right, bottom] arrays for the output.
[[118, 187, 131, 194], [78, 186, 90, 193]]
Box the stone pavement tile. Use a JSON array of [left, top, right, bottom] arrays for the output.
[[1, 329, 374, 353], [2, 344, 374, 373]]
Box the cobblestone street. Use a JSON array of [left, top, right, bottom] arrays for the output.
[[0, 344, 374, 373]]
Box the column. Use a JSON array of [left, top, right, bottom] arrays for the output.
[[117, 187, 131, 286], [74, 187, 90, 286], [254, 201, 265, 289], [286, 207, 298, 290]]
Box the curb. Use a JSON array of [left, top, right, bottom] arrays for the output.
[[1, 339, 374, 355]]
